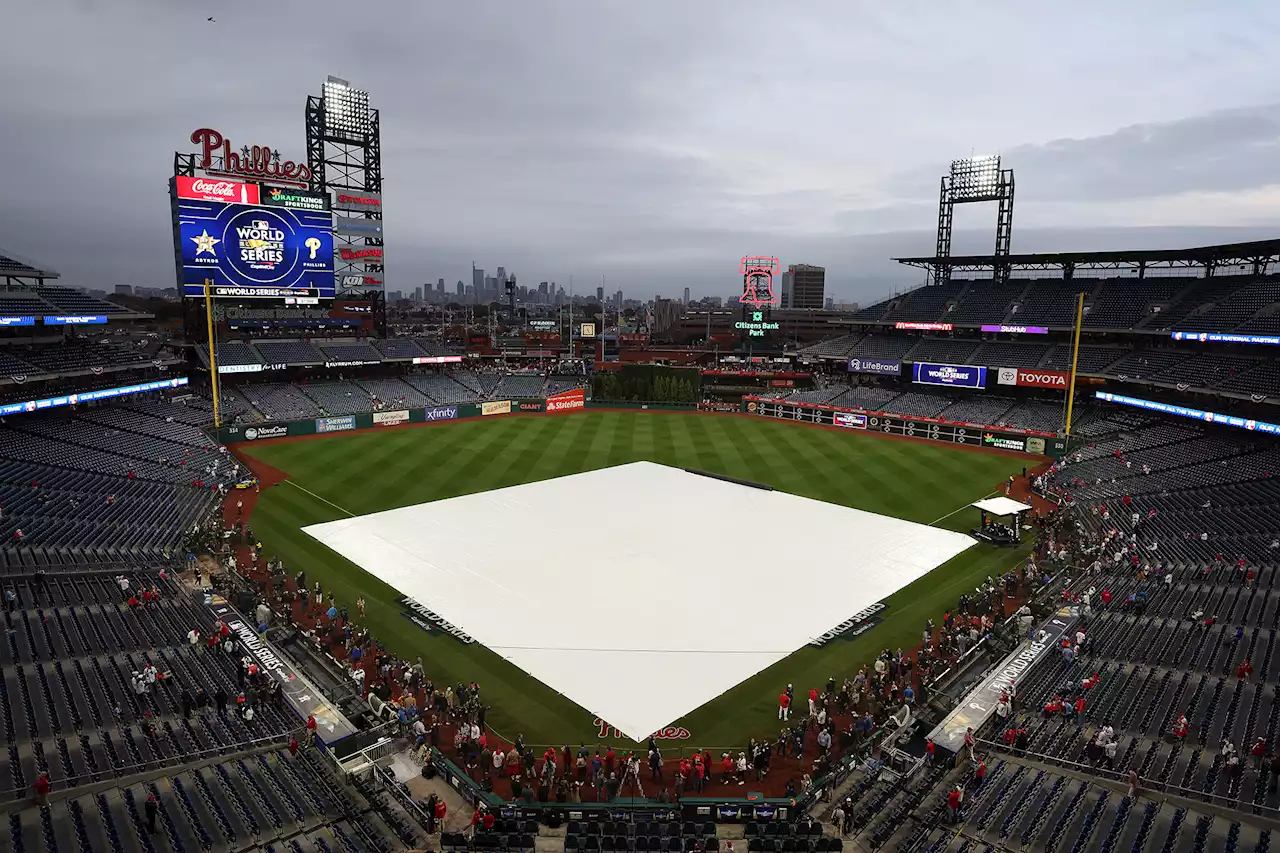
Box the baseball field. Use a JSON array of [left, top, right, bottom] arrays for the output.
[[237, 409, 1033, 750]]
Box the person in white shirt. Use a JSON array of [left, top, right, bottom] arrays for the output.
[[187, 628, 200, 649], [493, 748, 506, 777]]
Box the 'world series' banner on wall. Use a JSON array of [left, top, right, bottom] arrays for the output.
[[741, 397, 1066, 456], [911, 362, 987, 388]]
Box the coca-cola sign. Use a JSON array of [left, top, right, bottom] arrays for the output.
[[174, 175, 261, 204], [190, 127, 311, 185]]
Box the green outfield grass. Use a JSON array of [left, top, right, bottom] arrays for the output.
[[241, 411, 1030, 749]]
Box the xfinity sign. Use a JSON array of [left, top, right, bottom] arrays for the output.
[[847, 357, 901, 376]]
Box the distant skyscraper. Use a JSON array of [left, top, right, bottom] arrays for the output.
[[787, 264, 825, 309], [415, 286, 423, 301], [457, 280, 464, 295], [779, 269, 794, 309], [682, 287, 690, 305], [437, 278, 445, 293], [472, 266, 485, 293], [596, 286, 604, 303]]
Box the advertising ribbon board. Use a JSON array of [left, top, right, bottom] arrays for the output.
[[517, 401, 545, 412], [482, 400, 512, 416], [420, 406, 460, 422], [847, 357, 901, 376], [833, 412, 867, 429], [912, 362, 987, 388]]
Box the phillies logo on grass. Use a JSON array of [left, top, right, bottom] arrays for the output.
[[594, 717, 691, 741]]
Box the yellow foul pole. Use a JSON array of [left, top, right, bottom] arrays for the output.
[[1063, 291, 1084, 436], [206, 277, 224, 427]]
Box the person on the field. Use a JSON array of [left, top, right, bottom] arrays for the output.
[[778, 690, 791, 720]]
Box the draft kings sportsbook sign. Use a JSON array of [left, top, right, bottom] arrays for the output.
[[546, 388, 585, 413]]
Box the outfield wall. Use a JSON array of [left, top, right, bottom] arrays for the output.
[[214, 402, 487, 443], [741, 396, 1068, 457]]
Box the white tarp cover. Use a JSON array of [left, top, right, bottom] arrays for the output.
[[304, 461, 976, 741], [971, 496, 1033, 517]]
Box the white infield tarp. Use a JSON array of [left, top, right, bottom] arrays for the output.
[[304, 462, 976, 742]]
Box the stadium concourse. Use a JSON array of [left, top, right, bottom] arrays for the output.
[[220, 432, 1050, 803]]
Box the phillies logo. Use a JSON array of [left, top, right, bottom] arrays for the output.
[[339, 247, 384, 260], [191, 127, 311, 184], [594, 718, 691, 741]]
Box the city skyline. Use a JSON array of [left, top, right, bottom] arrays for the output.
[[3, 2, 1280, 305]]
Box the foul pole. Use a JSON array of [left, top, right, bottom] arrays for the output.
[[204, 278, 222, 429], [1063, 291, 1085, 436]]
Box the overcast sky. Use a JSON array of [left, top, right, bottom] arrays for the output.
[[3, 0, 1280, 304]]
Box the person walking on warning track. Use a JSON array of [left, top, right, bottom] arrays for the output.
[[778, 690, 791, 720], [807, 686, 819, 717]]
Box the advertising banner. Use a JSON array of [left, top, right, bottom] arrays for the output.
[[412, 355, 463, 365], [316, 415, 357, 433], [927, 606, 1076, 753], [340, 274, 384, 288], [997, 367, 1018, 386], [546, 388, 586, 413], [912, 362, 987, 388], [1013, 369, 1068, 388], [895, 321, 952, 331], [259, 185, 331, 212], [332, 191, 383, 212], [1096, 391, 1280, 436], [176, 194, 335, 299], [847, 357, 901, 376], [44, 315, 108, 325], [517, 400, 545, 412], [1172, 331, 1280, 346], [240, 424, 292, 441], [833, 412, 867, 429], [810, 602, 887, 646], [981, 324, 1048, 334], [373, 410, 410, 426], [174, 175, 260, 205], [338, 246, 385, 264], [217, 364, 264, 375], [482, 400, 512, 416], [334, 217, 384, 237], [0, 377, 189, 418], [0, 316, 35, 327], [420, 405, 460, 422], [982, 433, 1026, 451]]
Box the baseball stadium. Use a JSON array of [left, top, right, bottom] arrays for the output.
[[3, 64, 1280, 853]]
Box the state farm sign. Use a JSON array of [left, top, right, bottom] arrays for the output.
[[174, 175, 260, 205], [546, 388, 585, 413], [1014, 369, 1068, 389]]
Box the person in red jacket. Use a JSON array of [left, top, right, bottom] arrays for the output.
[[288, 737, 298, 757], [973, 758, 987, 787], [434, 797, 447, 827], [808, 687, 819, 716], [1238, 660, 1254, 680], [946, 786, 963, 823], [306, 714, 317, 745], [778, 691, 791, 721], [1101, 589, 1112, 606], [1252, 737, 1269, 770], [34, 772, 50, 805]]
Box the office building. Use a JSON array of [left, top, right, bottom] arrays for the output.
[[456, 280, 465, 295], [779, 269, 794, 309], [437, 278, 445, 293], [596, 286, 605, 303], [472, 267, 485, 294], [787, 263, 825, 309]]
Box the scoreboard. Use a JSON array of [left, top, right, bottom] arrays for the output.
[[172, 176, 335, 299]]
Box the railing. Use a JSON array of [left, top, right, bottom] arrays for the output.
[[0, 728, 300, 805], [976, 736, 1280, 817]]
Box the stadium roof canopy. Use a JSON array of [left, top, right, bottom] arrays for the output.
[[0, 245, 59, 283], [894, 238, 1280, 273]]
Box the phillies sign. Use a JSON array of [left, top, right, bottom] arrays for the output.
[[190, 128, 311, 185], [594, 717, 690, 741], [174, 175, 260, 205]]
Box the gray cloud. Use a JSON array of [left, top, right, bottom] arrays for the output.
[[2, 0, 1280, 307]]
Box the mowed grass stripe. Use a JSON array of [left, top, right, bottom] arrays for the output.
[[243, 411, 1026, 747]]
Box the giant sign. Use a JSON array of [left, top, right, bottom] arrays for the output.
[[189, 127, 311, 186], [260, 185, 331, 212], [846, 357, 901, 376], [927, 606, 1076, 752], [175, 187, 335, 299], [912, 362, 987, 388], [332, 191, 383, 212], [174, 175, 261, 205]]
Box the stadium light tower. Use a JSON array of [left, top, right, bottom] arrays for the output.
[[306, 76, 386, 330], [934, 155, 1015, 284]]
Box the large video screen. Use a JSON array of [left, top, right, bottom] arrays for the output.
[[175, 179, 334, 299]]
